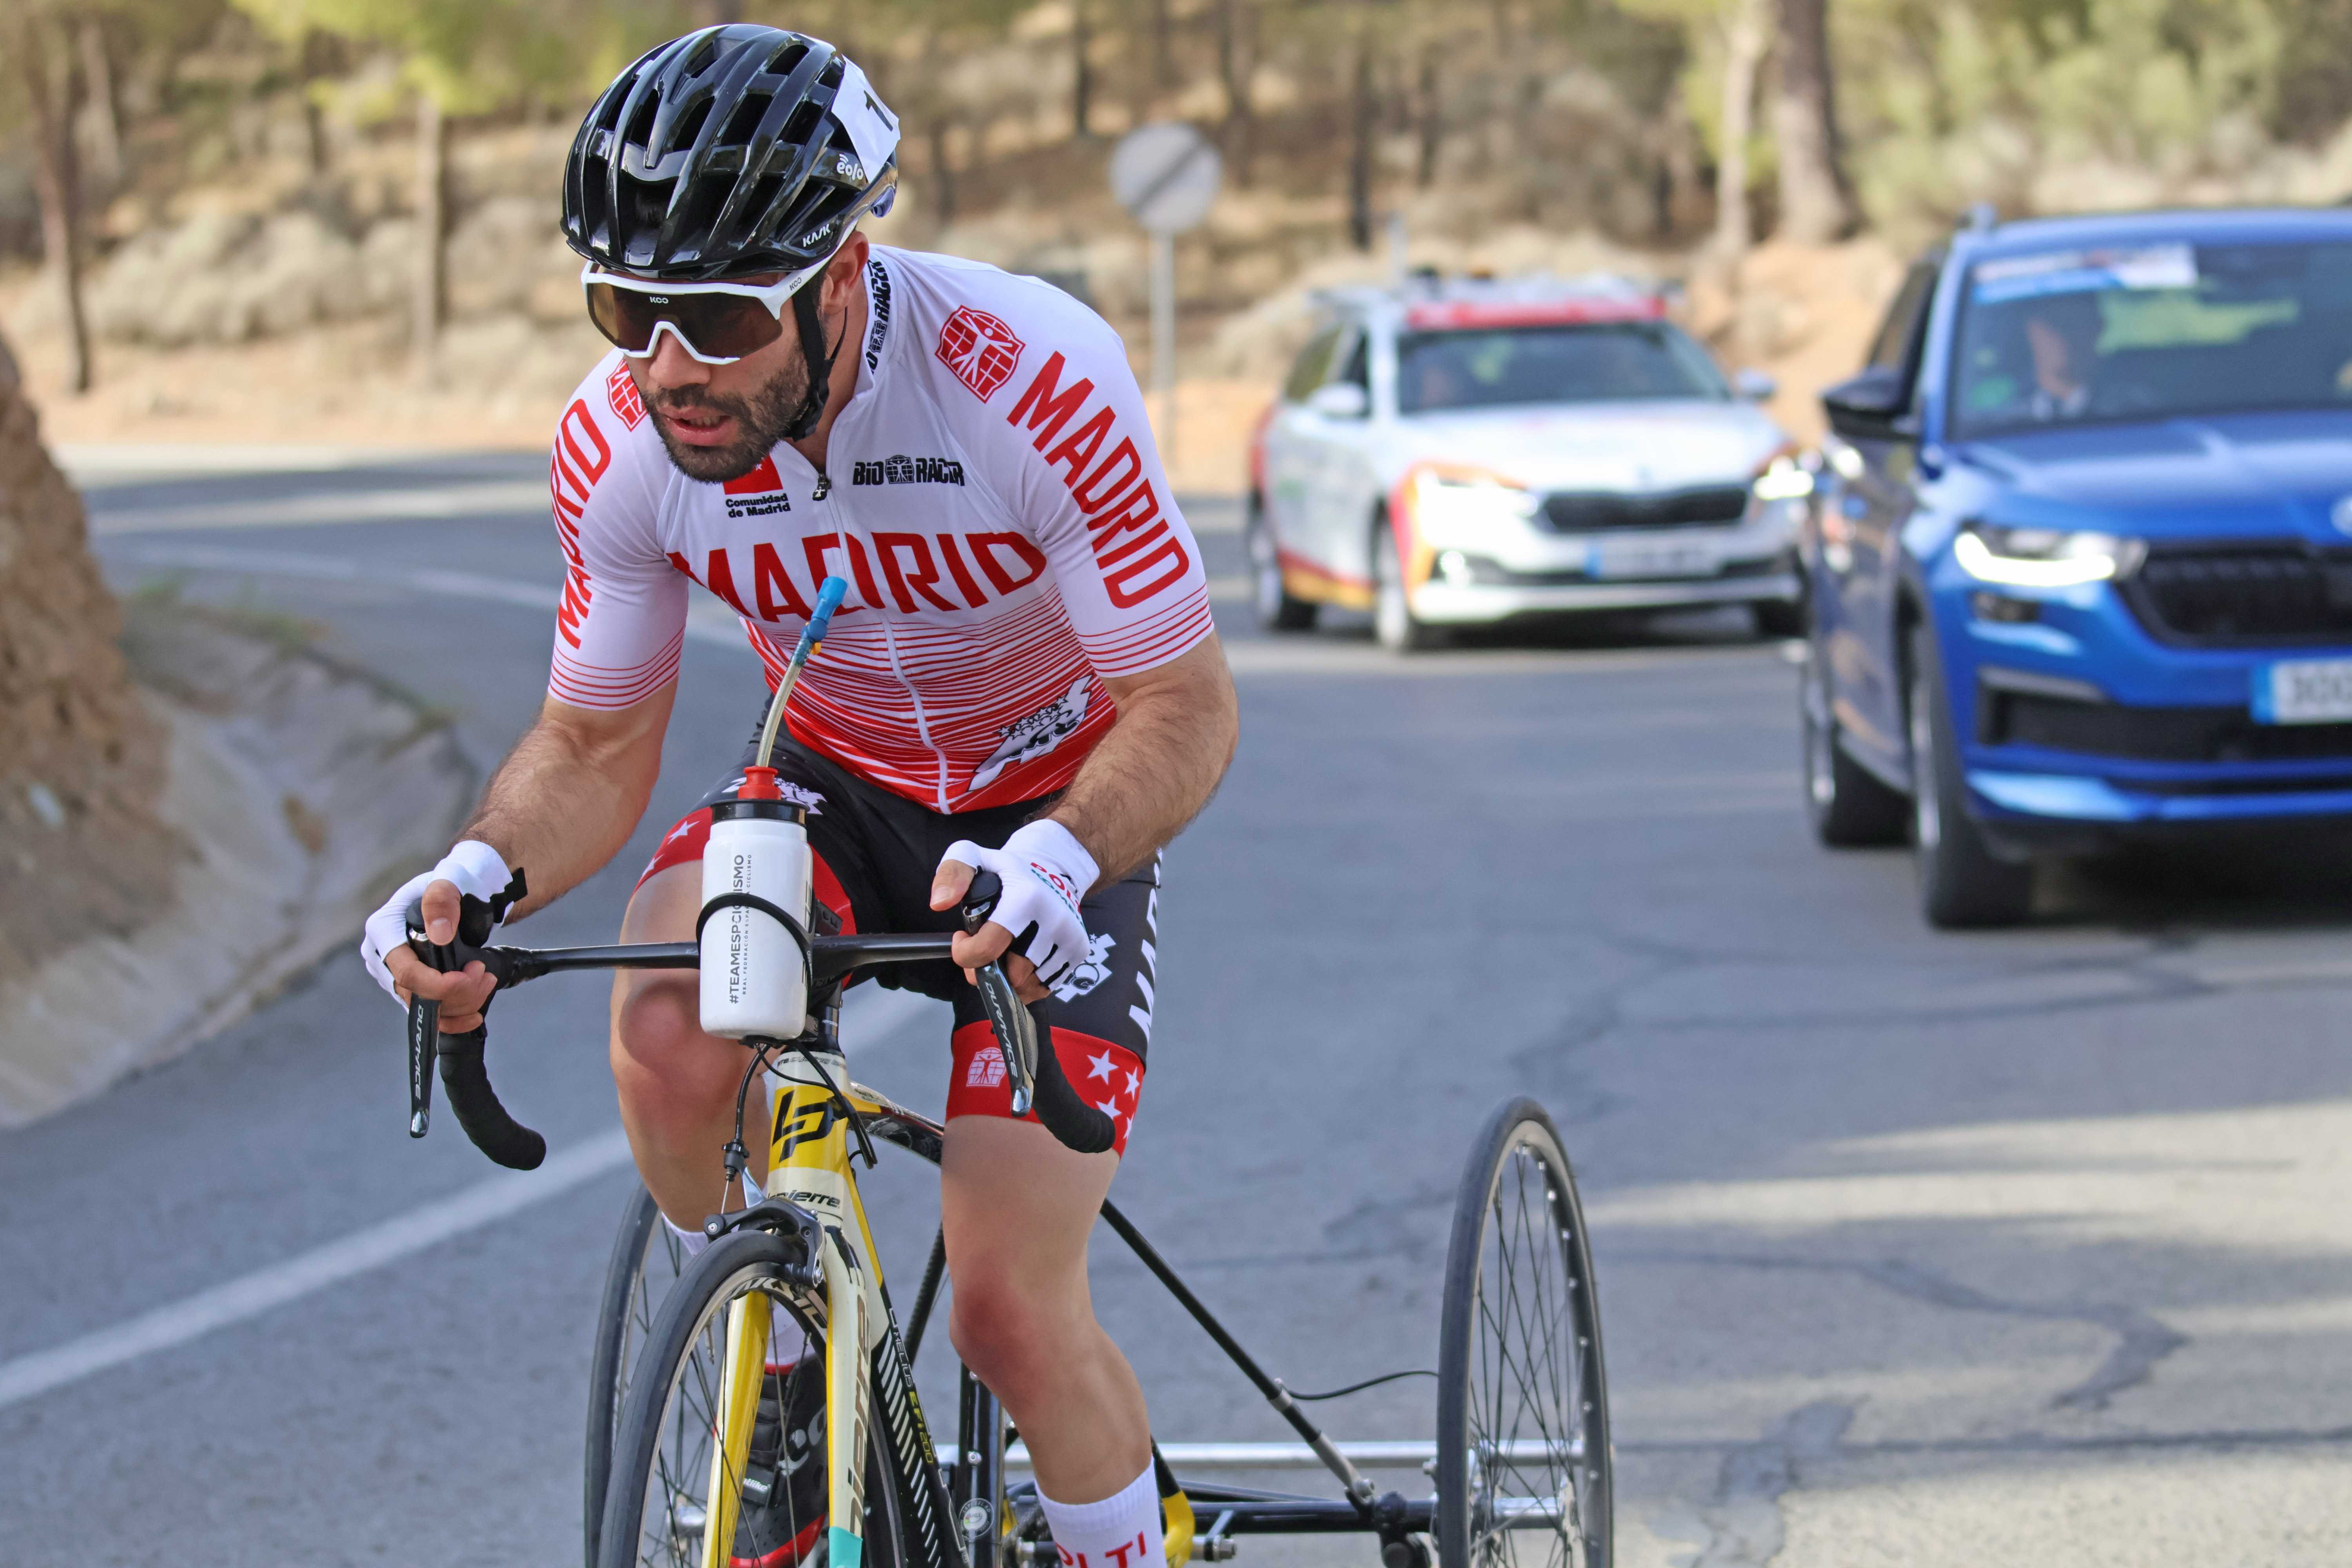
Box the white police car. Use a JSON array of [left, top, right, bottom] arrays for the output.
[[1246, 275, 1804, 650]]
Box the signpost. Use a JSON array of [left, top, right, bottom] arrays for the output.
[[1109, 122, 1221, 468]]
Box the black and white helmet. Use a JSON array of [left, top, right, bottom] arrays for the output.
[[563, 25, 900, 282]]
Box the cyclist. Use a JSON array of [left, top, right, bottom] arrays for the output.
[[358, 26, 1237, 1568]]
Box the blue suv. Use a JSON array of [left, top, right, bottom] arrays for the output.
[[1798, 207, 2352, 926]]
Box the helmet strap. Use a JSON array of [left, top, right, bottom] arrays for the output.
[[779, 280, 840, 441]]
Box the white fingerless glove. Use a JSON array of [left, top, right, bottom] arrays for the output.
[[941, 820, 1099, 989], [359, 840, 515, 1002]]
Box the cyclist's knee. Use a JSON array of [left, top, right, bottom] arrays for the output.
[[946, 1269, 1090, 1406], [611, 976, 733, 1108]]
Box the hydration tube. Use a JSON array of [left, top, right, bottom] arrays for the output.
[[751, 575, 849, 780]]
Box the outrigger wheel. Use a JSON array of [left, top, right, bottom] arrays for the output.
[[1435, 1097, 1613, 1568]]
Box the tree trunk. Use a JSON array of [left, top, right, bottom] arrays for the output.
[[1416, 49, 1442, 189], [15, 16, 91, 394], [1072, 0, 1092, 138], [1151, 0, 1174, 89], [1770, 0, 1857, 242], [76, 18, 123, 197], [1215, 0, 1255, 187], [412, 91, 447, 374], [1348, 38, 1376, 251], [1713, 0, 1768, 256], [299, 30, 337, 177], [929, 116, 958, 224]]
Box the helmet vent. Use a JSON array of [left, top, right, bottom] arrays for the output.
[[672, 96, 714, 151], [720, 93, 770, 149]]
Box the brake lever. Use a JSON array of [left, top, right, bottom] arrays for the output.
[[406, 994, 439, 1136], [401, 870, 527, 1142], [956, 871, 1038, 1115]]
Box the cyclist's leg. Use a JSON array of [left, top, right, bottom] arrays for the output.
[[609, 745, 879, 1232], [941, 864, 1161, 1544]]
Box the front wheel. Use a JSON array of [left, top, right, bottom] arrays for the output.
[[1374, 518, 1448, 653], [598, 1229, 907, 1568], [1908, 624, 2032, 928], [1436, 1098, 1611, 1568]]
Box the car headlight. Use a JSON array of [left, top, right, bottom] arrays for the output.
[[1751, 453, 1814, 502], [1952, 523, 2145, 588], [1406, 467, 1540, 535]]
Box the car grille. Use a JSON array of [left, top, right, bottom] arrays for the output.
[[1540, 486, 1750, 532], [1981, 688, 2352, 763], [2120, 544, 2352, 648]]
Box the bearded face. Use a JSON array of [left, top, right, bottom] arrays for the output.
[[640, 352, 823, 485]]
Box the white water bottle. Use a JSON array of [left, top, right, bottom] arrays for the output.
[[699, 783, 811, 1040]]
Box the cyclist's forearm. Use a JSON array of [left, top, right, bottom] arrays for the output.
[[1047, 635, 1238, 883], [456, 688, 675, 919]]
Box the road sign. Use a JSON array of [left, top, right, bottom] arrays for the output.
[[1110, 122, 1222, 236]]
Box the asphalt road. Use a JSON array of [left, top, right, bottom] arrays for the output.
[[4, 450, 2348, 1565]]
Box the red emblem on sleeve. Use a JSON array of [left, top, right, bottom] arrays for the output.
[[604, 363, 646, 429], [936, 308, 1025, 401]]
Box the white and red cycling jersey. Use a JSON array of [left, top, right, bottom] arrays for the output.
[[543, 245, 1213, 813]]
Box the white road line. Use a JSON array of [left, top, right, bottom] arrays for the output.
[[0, 1129, 636, 1412], [119, 543, 751, 651], [89, 480, 550, 534], [0, 983, 941, 1413]]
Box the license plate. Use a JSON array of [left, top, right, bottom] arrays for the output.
[[2253, 658, 2352, 724], [1593, 539, 1718, 580]]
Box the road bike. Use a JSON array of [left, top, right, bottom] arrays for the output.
[[405, 890, 1612, 1568], [400, 580, 1612, 1568]]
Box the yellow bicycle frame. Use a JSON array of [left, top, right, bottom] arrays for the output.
[[702, 1048, 1200, 1568], [701, 1052, 893, 1568]]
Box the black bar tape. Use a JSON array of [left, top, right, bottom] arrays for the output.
[[433, 1027, 547, 1171]]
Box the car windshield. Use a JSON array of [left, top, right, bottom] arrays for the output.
[[1395, 323, 1727, 414], [1949, 238, 2352, 439]]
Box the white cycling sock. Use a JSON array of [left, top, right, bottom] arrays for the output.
[[658, 1163, 765, 1262], [1037, 1462, 1160, 1568]]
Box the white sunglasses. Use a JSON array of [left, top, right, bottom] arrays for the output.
[[580, 258, 829, 365]]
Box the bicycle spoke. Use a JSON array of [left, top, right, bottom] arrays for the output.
[[1464, 1140, 1588, 1568]]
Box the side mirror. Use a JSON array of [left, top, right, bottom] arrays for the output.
[[1732, 368, 1777, 401], [1820, 366, 1915, 443], [1307, 382, 1369, 419]]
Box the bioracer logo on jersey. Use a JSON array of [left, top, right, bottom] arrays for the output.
[[851, 454, 964, 486]]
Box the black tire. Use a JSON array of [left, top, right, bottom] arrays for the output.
[[1751, 598, 1806, 640], [585, 1187, 692, 1568], [1246, 494, 1318, 632], [1907, 624, 2032, 928], [597, 1228, 909, 1568], [1374, 518, 1449, 653], [1437, 1098, 1611, 1568], [1801, 639, 1907, 848]]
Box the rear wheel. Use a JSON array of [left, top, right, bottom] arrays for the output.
[[1907, 624, 2032, 927], [586, 1187, 692, 1568], [1437, 1098, 1611, 1568], [1801, 640, 1907, 847], [598, 1229, 907, 1568], [1246, 495, 1318, 632], [1374, 519, 1448, 653]]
